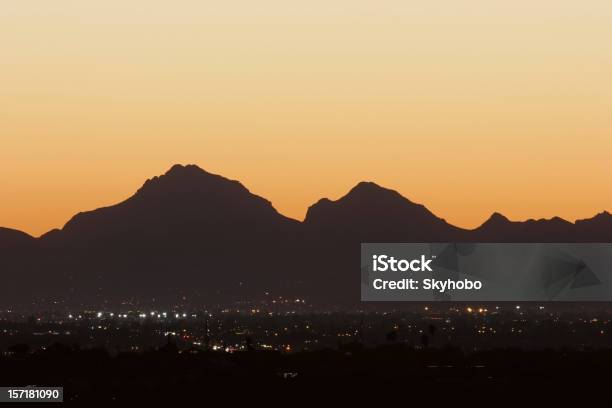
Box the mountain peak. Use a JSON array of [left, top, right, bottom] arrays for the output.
[[304, 181, 420, 223], [575, 210, 612, 226], [591, 210, 611, 220], [477, 212, 511, 228], [342, 181, 416, 204], [59, 164, 296, 237], [164, 163, 208, 177], [490, 212, 510, 222], [137, 164, 243, 196], [350, 181, 384, 193], [303, 181, 459, 240], [548, 216, 572, 225]]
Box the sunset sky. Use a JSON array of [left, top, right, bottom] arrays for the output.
[[1, 1, 611, 236]]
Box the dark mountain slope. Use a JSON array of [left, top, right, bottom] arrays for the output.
[[301, 182, 467, 303], [575, 211, 612, 241], [10, 165, 301, 306], [0, 167, 610, 308], [304, 181, 465, 242]]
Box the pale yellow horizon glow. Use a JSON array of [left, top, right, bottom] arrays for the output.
[[1, 1, 611, 236]]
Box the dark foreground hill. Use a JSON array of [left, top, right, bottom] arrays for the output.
[[2, 345, 612, 405], [0, 164, 610, 308]]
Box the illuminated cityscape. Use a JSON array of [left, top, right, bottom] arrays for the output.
[[3, 303, 612, 355]]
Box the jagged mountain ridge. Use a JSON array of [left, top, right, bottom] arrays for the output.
[[0, 164, 610, 307]]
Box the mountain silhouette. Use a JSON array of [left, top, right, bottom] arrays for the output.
[[574, 211, 612, 241], [472, 213, 574, 242], [304, 181, 464, 241], [56, 164, 298, 241], [0, 228, 39, 305], [301, 182, 467, 302], [472, 211, 612, 242], [3, 165, 301, 307], [0, 164, 610, 308], [0, 227, 34, 248]]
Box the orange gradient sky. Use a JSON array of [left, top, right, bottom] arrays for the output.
[[1, 1, 611, 236]]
